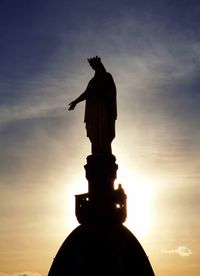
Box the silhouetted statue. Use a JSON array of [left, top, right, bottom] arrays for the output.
[[69, 56, 117, 155]]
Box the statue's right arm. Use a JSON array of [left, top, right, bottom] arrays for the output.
[[75, 91, 88, 103], [68, 79, 92, 110], [68, 91, 88, 110]]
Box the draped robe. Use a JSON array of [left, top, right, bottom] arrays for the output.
[[81, 72, 117, 154]]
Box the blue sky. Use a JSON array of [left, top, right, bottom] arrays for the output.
[[0, 1, 200, 275]]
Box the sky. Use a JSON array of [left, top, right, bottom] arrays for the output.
[[0, 0, 200, 275]]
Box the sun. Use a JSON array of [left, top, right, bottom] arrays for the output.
[[115, 165, 155, 238], [66, 165, 155, 238]]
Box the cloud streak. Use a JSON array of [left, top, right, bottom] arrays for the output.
[[161, 246, 192, 257], [0, 273, 42, 276]]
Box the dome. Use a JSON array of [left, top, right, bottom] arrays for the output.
[[48, 223, 154, 276]]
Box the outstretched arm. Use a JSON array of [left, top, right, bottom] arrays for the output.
[[68, 91, 88, 111]]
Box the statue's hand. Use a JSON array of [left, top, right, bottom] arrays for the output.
[[68, 101, 76, 111]]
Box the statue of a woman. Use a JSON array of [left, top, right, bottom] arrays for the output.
[[69, 56, 117, 155]]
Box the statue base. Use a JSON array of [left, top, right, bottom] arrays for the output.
[[48, 154, 155, 276], [75, 154, 127, 224]]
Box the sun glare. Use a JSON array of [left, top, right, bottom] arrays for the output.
[[66, 177, 88, 230], [115, 166, 155, 238], [66, 166, 155, 238]]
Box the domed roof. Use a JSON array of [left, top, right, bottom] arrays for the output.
[[48, 223, 154, 276]]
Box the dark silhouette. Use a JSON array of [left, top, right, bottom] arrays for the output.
[[48, 224, 155, 275], [48, 57, 155, 276], [69, 56, 117, 155], [48, 153, 155, 276]]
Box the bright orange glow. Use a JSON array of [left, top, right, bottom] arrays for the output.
[[66, 165, 155, 238], [115, 165, 155, 238]]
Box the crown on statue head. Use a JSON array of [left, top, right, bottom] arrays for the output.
[[87, 56, 101, 66]]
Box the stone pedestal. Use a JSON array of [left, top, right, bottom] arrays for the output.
[[48, 154, 155, 275], [75, 155, 127, 224]]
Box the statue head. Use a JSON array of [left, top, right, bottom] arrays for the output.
[[88, 56, 106, 73]]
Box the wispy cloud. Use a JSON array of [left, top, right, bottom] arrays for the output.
[[0, 272, 42, 276], [161, 246, 192, 257]]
